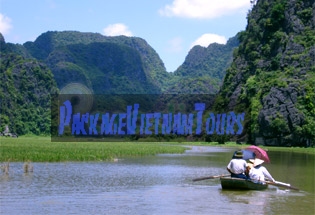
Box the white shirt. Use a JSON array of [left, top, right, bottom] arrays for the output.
[[249, 167, 265, 182], [256, 166, 275, 182], [227, 159, 247, 174]]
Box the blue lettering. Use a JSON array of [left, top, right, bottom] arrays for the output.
[[58, 99, 246, 138], [162, 113, 172, 134], [220, 113, 226, 135], [215, 114, 224, 135], [89, 113, 99, 135], [226, 112, 236, 135], [127, 104, 138, 134], [59, 100, 72, 135], [101, 113, 117, 135], [118, 113, 126, 135], [140, 114, 145, 135], [145, 113, 153, 135], [206, 113, 216, 134], [173, 113, 182, 134], [100, 114, 108, 134], [72, 113, 89, 135], [195, 103, 205, 135], [236, 113, 245, 134], [154, 113, 161, 134], [182, 114, 193, 135]]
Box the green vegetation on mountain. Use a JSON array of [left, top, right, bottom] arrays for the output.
[[175, 36, 239, 80], [22, 30, 234, 94], [164, 76, 219, 94], [23, 31, 168, 93], [0, 34, 58, 135], [168, 35, 239, 94], [215, 0, 315, 146]]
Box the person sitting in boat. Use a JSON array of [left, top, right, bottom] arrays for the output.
[[248, 158, 275, 182], [246, 163, 265, 184], [226, 150, 248, 179]]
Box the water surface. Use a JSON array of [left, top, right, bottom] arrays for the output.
[[1, 146, 314, 215]]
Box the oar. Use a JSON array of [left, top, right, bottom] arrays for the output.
[[192, 174, 230, 182], [264, 180, 299, 191]]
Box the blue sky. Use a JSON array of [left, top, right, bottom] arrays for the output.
[[0, 0, 252, 72]]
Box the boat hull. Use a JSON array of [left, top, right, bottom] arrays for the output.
[[220, 177, 268, 190]]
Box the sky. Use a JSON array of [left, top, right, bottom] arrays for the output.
[[0, 0, 253, 72]]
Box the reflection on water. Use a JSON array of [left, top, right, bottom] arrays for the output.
[[0, 146, 314, 215]]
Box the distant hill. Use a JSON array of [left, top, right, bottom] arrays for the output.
[[175, 36, 239, 80], [21, 31, 237, 94], [215, 0, 315, 146], [23, 31, 169, 93], [167, 35, 239, 94]]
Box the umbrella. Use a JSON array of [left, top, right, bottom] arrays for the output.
[[232, 149, 255, 160], [246, 145, 270, 163]]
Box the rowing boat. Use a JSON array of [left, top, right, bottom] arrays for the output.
[[220, 176, 268, 190]]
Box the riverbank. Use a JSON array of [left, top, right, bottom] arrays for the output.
[[1, 136, 314, 162], [174, 141, 315, 155]]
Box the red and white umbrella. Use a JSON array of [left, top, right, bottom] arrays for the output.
[[246, 145, 270, 163]]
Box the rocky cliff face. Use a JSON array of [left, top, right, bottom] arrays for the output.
[[216, 0, 315, 146]]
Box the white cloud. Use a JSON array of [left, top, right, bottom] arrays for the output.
[[0, 13, 12, 35], [159, 0, 250, 19], [102, 23, 133, 36], [190, 33, 227, 48]]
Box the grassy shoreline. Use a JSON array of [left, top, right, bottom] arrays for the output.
[[1, 136, 314, 162], [0, 137, 186, 162]]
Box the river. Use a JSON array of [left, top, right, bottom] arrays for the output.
[[0, 146, 314, 215]]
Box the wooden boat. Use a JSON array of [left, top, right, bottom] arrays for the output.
[[220, 176, 268, 190]]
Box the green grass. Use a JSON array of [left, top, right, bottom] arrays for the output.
[[0, 136, 186, 162], [1, 137, 313, 162], [263, 146, 315, 155]]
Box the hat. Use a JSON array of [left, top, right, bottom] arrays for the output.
[[249, 158, 264, 167], [234, 150, 243, 158]]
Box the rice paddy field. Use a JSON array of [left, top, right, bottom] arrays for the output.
[[0, 136, 187, 162]]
